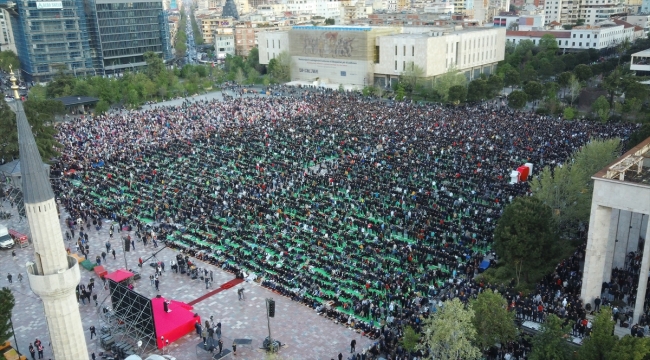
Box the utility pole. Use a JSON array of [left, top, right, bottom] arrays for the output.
[[121, 236, 129, 269], [265, 298, 275, 352]]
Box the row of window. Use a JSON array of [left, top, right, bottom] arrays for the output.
[[100, 31, 160, 43], [96, 24, 161, 34], [96, 2, 161, 11], [97, 10, 161, 20], [103, 45, 162, 58], [101, 38, 162, 50]]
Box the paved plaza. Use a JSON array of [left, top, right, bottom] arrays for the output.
[[0, 198, 373, 360]]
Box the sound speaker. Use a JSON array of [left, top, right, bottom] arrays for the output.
[[268, 299, 275, 317]]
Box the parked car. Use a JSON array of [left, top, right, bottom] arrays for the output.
[[0, 226, 15, 249]]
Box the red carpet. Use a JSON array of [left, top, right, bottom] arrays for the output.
[[151, 297, 200, 349], [187, 278, 243, 306]]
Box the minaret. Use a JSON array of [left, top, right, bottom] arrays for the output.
[[9, 68, 89, 359]]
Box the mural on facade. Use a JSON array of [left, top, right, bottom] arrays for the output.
[[290, 29, 370, 60]]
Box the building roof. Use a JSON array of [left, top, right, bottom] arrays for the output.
[[0, 159, 49, 176], [54, 96, 99, 107], [632, 48, 650, 57], [506, 30, 571, 38], [291, 25, 373, 31], [594, 135, 650, 185], [14, 100, 55, 204], [611, 19, 636, 29]]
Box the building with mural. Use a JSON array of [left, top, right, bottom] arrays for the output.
[[258, 25, 506, 88]]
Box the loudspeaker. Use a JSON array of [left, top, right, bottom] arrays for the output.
[[268, 299, 275, 317], [124, 238, 130, 252]]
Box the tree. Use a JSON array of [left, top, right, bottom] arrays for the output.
[[504, 68, 520, 90], [0, 288, 15, 344], [324, 18, 335, 25], [529, 315, 571, 360], [567, 74, 582, 106], [46, 70, 76, 98], [609, 335, 650, 360], [557, 72, 572, 96], [95, 100, 110, 114], [395, 83, 406, 101], [563, 107, 576, 120], [467, 79, 488, 102], [494, 197, 558, 285], [470, 290, 517, 350], [531, 138, 621, 236], [592, 95, 610, 122], [539, 34, 560, 54], [574, 64, 593, 83], [487, 74, 504, 98], [401, 61, 425, 93], [246, 47, 264, 73], [268, 51, 291, 83], [507, 90, 527, 109], [0, 51, 20, 72], [448, 85, 467, 104], [235, 67, 246, 85], [400, 325, 421, 352], [578, 307, 616, 360], [144, 51, 165, 80], [626, 124, 650, 151], [418, 298, 481, 360], [433, 69, 467, 102], [524, 81, 543, 108]]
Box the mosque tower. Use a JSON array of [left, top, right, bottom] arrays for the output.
[[9, 68, 88, 359]]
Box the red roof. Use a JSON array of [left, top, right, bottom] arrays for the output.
[[506, 30, 571, 38], [104, 269, 134, 283], [611, 19, 635, 29]]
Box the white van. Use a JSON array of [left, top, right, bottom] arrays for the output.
[[0, 226, 15, 249]]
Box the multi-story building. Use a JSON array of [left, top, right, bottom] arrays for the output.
[[86, 0, 172, 75], [215, 33, 235, 59], [544, 0, 627, 25], [643, 0, 650, 12], [258, 25, 506, 87], [506, 22, 640, 50], [0, 9, 15, 53], [234, 21, 290, 56], [283, 0, 343, 20], [0, 0, 172, 80], [626, 14, 650, 31], [200, 15, 235, 45]]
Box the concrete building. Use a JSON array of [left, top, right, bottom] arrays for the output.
[[283, 0, 343, 20], [643, 0, 650, 13], [507, 22, 640, 50], [7, 71, 88, 359], [374, 26, 505, 87], [199, 15, 235, 45], [631, 48, 650, 72], [0, 9, 15, 53], [581, 137, 650, 324], [625, 14, 650, 31], [215, 33, 236, 59], [259, 25, 505, 87], [544, 0, 627, 25]]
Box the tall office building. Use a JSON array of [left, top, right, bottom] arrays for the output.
[[3, 0, 95, 81], [85, 0, 172, 75], [0, 0, 172, 80]]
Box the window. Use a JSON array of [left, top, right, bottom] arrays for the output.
[[594, 34, 598, 38], [412, 45, 414, 56], [403, 61, 405, 70], [579, 42, 582, 46], [395, 46, 397, 55], [395, 60, 397, 70], [403, 46, 406, 56], [580, 34, 583, 38], [587, 34, 590, 38], [573, 34, 576, 38], [593, 42, 596, 46], [572, 42, 575, 46]]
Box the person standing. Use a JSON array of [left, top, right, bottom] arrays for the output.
[[195, 321, 202, 337], [111, 249, 116, 259], [201, 327, 208, 346], [37, 343, 44, 359], [155, 278, 160, 291], [89, 325, 96, 339], [29, 343, 35, 360], [7, 273, 11, 283], [232, 341, 237, 356], [594, 296, 601, 312], [11, 250, 16, 260], [350, 339, 356, 353], [218, 339, 223, 354]]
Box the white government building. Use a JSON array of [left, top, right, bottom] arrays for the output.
[[258, 25, 506, 88]]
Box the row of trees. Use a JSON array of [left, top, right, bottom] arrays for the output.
[[174, 10, 188, 58], [189, 7, 204, 45]]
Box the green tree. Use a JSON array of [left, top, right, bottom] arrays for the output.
[[46, 70, 76, 98], [563, 107, 576, 120], [592, 95, 610, 122], [557, 72, 572, 97], [235, 67, 246, 85], [531, 138, 621, 236], [0, 288, 15, 344], [418, 298, 481, 360], [448, 85, 467, 104], [504, 68, 520, 90], [539, 34, 560, 54], [27, 85, 48, 102], [246, 47, 264, 73], [494, 197, 558, 285], [507, 90, 527, 109], [268, 51, 291, 83], [94, 100, 110, 114], [529, 315, 571, 360], [524, 81, 543, 108], [578, 307, 616, 360], [487, 74, 504, 97], [395, 83, 406, 101], [401, 61, 425, 93], [626, 124, 650, 151], [0, 51, 20, 72], [467, 79, 488, 102], [470, 290, 517, 350], [574, 64, 593, 83], [144, 51, 166, 80], [433, 69, 467, 101], [400, 325, 421, 352], [324, 18, 335, 25], [567, 74, 582, 106], [609, 335, 650, 360]]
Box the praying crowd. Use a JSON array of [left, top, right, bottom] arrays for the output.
[[50, 89, 638, 359]]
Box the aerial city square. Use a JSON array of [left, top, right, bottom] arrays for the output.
[[1, 0, 650, 358]]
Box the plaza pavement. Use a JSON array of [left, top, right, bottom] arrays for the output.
[[0, 199, 373, 360]]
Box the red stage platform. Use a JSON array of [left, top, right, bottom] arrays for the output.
[[151, 297, 200, 349]]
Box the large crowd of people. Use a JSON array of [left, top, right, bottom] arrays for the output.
[[51, 88, 638, 359]]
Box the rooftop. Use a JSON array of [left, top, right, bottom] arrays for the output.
[[291, 25, 373, 31], [54, 96, 99, 107], [506, 30, 571, 38], [632, 48, 650, 57], [594, 136, 650, 186]]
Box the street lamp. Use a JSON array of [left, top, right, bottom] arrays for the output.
[[9, 315, 19, 354]]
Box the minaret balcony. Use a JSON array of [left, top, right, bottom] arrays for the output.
[[26, 255, 81, 298]]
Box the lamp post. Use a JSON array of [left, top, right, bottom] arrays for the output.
[[9, 315, 19, 354]]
